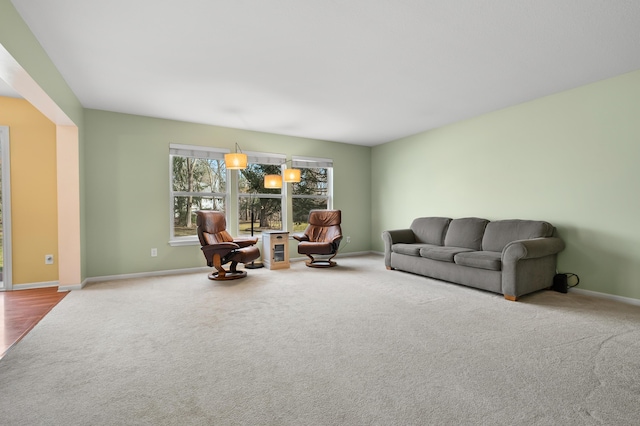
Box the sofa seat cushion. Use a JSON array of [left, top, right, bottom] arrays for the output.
[[454, 251, 502, 271], [392, 243, 439, 257], [420, 246, 474, 263]]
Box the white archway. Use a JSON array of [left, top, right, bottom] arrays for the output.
[[0, 44, 81, 289]]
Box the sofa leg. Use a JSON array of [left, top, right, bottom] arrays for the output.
[[386, 266, 393, 270], [504, 294, 518, 302]]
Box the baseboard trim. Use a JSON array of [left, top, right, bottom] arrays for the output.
[[52, 253, 640, 307], [84, 266, 212, 285], [80, 253, 381, 286], [341, 251, 381, 258], [58, 282, 86, 292], [10, 281, 60, 290], [570, 287, 640, 307]]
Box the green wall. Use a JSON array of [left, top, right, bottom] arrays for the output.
[[84, 110, 371, 277], [0, 0, 83, 125], [372, 69, 640, 301], [0, 0, 86, 281]]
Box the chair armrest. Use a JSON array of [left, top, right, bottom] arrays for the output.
[[293, 234, 309, 242], [502, 237, 565, 263], [201, 242, 240, 260], [233, 237, 258, 248]]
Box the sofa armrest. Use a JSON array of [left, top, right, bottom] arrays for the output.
[[502, 237, 565, 263], [501, 237, 565, 299], [381, 229, 415, 268], [382, 229, 416, 245]]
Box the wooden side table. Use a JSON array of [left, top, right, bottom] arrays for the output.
[[262, 231, 290, 270]]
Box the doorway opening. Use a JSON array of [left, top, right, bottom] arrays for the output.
[[0, 126, 11, 290]]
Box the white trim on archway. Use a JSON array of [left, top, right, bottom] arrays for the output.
[[1, 44, 81, 289], [0, 126, 12, 290]]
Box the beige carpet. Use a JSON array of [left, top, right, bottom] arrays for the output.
[[1, 254, 639, 425]]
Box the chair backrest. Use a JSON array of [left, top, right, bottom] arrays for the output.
[[304, 209, 342, 242], [196, 211, 235, 246]]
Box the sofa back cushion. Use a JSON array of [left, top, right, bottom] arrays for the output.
[[410, 217, 451, 245], [482, 219, 555, 252], [444, 217, 489, 250]]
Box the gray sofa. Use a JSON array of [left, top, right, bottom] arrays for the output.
[[382, 217, 565, 300]]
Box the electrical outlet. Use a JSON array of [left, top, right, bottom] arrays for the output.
[[151, 248, 158, 257], [346, 236, 351, 243], [45, 254, 54, 265]]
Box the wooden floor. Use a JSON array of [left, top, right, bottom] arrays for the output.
[[0, 287, 68, 359]]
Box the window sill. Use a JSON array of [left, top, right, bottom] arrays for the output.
[[170, 233, 299, 247], [169, 238, 199, 247]]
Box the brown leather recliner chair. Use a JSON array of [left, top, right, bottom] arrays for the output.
[[293, 209, 343, 267], [196, 210, 260, 280]]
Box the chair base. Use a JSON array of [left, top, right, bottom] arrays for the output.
[[303, 252, 338, 268], [305, 259, 337, 268], [208, 270, 248, 281]]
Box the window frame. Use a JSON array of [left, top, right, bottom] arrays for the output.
[[236, 151, 287, 238], [291, 156, 334, 229], [169, 143, 230, 246]]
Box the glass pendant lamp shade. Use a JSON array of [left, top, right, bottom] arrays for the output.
[[283, 168, 301, 183], [224, 152, 247, 170], [264, 174, 283, 189]]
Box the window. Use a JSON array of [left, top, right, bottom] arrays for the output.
[[291, 156, 333, 232], [169, 147, 332, 242], [237, 152, 286, 236], [169, 144, 228, 243]]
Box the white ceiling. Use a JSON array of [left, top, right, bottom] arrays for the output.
[[6, 0, 640, 146]]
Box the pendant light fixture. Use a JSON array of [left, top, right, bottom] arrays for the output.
[[264, 174, 283, 189], [263, 160, 301, 188], [283, 167, 301, 183], [224, 143, 247, 170]]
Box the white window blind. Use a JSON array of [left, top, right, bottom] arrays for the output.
[[170, 144, 228, 159], [245, 151, 286, 165], [291, 156, 333, 169]]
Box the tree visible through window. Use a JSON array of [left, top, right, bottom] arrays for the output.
[[292, 156, 333, 232], [170, 145, 228, 240], [169, 148, 333, 241], [238, 153, 285, 236]]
